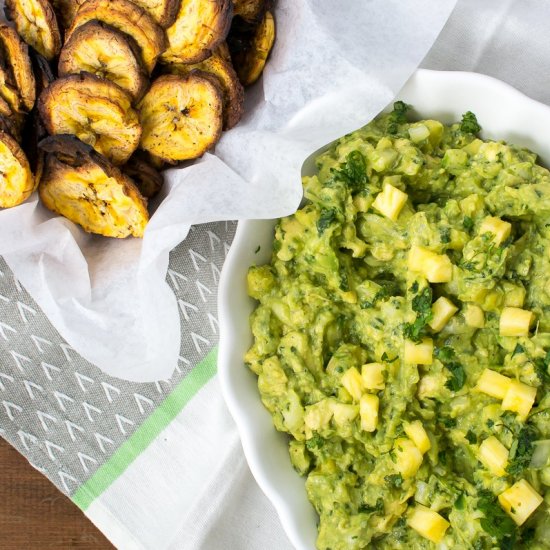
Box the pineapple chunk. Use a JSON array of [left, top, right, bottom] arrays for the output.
[[479, 216, 512, 245], [464, 303, 485, 328], [341, 367, 364, 401], [500, 307, 534, 337], [394, 438, 424, 478], [404, 420, 431, 454], [501, 380, 537, 419], [407, 505, 450, 543], [359, 393, 379, 432], [304, 399, 333, 431], [404, 338, 433, 365], [330, 402, 359, 427], [502, 282, 526, 308], [372, 183, 408, 222], [476, 369, 511, 400], [408, 246, 453, 283], [429, 297, 458, 332], [362, 363, 385, 390], [408, 124, 430, 143], [478, 436, 509, 476], [498, 480, 543, 526]]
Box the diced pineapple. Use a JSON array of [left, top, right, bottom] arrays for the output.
[[408, 246, 453, 283], [429, 297, 458, 332], [394, 438, 424, 478], [498, 480, 543, 526], [359, 393, 379, 432], [479, 216, 512, 245], [404, 420, 431, 454], [304, 399, 333, 431], [330, 402, 359, 427], [464, 303, 485, 328], [372, 183, 408, 222], [459, 193, 484, 216], [362, 363, 385, 390], [478, 436, 509, 476], [500, 307, 534, 337], [502, 282, 526, 308], [341, 367, 364, 401], [407, 504, 450, 543], [476, 369, 511, 400], [404, 338, 433, 365], [408, 124, 430, 143], [501, 380, 537, 419]]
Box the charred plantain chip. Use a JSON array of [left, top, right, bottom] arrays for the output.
[[215, 41, 232, 63], [122, 153, 164, 198], [130, 0, 179, 28], [233, 0, 268, 23], [50, 0, 86, 29], [30, 51, 55, 94], [4, 0, 62, 60], [139, 73, 223, 162], [0, 96, 23, 141], [38, 73, 142, 165], [0, 63, 23, 116], [59, 20, 149, 102], [67, 0, 166, 74], [161, 0, 232, 64], [0, 130, 34, 208], [38, 135, 149, 238], [229, 10, 275, 86], [0, 24, 36, 112], [167, 54, 244, 129]]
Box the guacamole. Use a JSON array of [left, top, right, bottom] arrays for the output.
[[245, 103, 550, 549]]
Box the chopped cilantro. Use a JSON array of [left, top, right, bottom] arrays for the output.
[[358, 497, 384, 514], [306, 433, 324, 451], [465, 430, 477, 444], [440, 227, 451, 243], [254, 245, 261, 253], [463, 216, 474, 231], [436, 345, 456, 363], [387, 101, 410, 134], [535, 349, 550, 383], [317, 208, 337, 235], [403, 286, 433, 341], [507, 425, 537, 476], [445, 362, 466, 392], [384, 473, 404, 489], [454, 493, 466, 510], [512, 343, 525, 357], [477, 491, 517, 545], [460, 111, 482, 134], [335, 151, 368, 192]]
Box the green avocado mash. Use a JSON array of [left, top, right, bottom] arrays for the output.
[[245, 103, 550, 549]]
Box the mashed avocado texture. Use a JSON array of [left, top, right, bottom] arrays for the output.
[[246, 104, 550, 549]]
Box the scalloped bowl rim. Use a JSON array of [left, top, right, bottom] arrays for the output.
[[218, 69, 550, 550]]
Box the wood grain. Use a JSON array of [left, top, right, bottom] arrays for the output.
[[0, 438, 114, 549]]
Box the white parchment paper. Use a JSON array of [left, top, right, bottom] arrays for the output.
[[0, 0, 457, 382]]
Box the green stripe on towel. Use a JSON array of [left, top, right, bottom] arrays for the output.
[[73, 347, 218, 510]]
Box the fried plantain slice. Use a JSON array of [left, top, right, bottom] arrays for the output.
[[4, 0, 62, 60], [38, 72, 142, 165], [67, 0, 166, 74], [161, 0, 232, 64], [39, 135, 149, 237], [0, 130, 34, 208], [0, 63, 23, 116], [0, 24, 36, 112], [59, 20, 149, 102], [233, 0, 267, 23], [215, 41, 231, 63], [130, 0, 179, 28], [50, 0, 85, 29], [167, 54, 244, 129], [122, 153, 164, 198], [0, 95, 23, 141], [139, 73, 223, 162], [229, 10, 275, 86]]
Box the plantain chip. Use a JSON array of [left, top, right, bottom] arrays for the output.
[[229, 10, 275, 86], [39, 135, 149, 238], [167, 54, 244, 129], [161, 0, 232, 64], [139, 73, 223, 162], [50, 0, 86, 29], [67, 0, 166, 74], [59, 20, 149, 102], [4, 0, 62, 60], [233, 0, 268, 23], [0, 62, 23, 116], [0, 130, 35, 208], [122, 153, 164, 198], [0, 23, 36, 112], [30, 51, 55, 94], [130, 0, 179, 28], [38, 72, 142, 165], [215, 41, 231, 63]]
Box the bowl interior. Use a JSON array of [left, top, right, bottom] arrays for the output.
[[218, 69, 550, 550]]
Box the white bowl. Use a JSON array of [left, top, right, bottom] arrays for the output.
[[218, 69, 550, 550]]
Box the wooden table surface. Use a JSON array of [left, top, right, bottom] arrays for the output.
[[0, 438, 114, 549]]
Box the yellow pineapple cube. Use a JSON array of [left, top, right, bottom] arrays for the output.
[[407, 505, 450, 543], [404, 338, 433, 365], [359, 393, 379, 432], [394, 438, 423, 478], [464, 303, 485, 328], [498, 480, 543, 526], [479, 216, 512, 245], [408, 246, 453, 283], [476, 369, 511, 400], [429, 297, 458, 332], [500, 307, 534, 337], [330, 402, 359, 427], [341, 367, 364, 402], [372, 183, 408, 221], [408, 245, 434, 272], [502, 380, 537, 419], [502, 282, 526, 308], [304, 399, 333, 431], [404, 420, 431, 454], [361, 363, 385, 390], [478, 436, 509, 476]]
